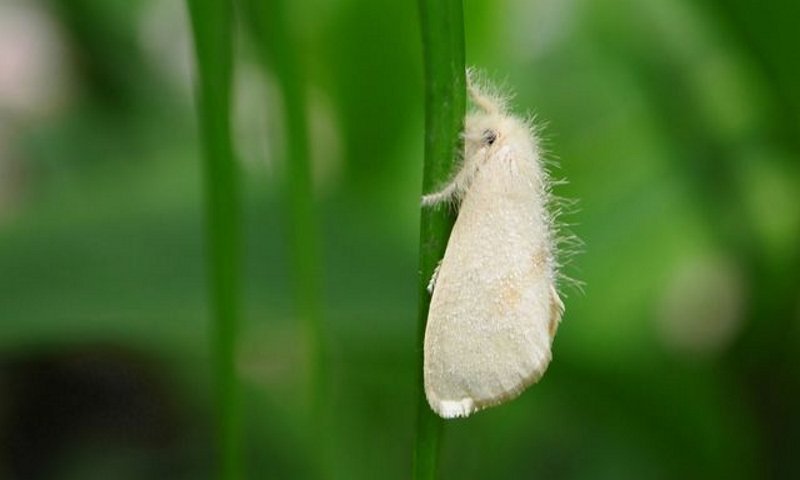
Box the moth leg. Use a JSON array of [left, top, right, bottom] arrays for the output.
[[421, 160, 478, 207], [421, 181, 459, 207], [427, 259, 443, 294]]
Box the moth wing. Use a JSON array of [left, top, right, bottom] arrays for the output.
[[423, 169, 562, 419]]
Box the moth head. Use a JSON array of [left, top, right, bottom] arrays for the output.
[[464, 112, 501, 159], [464, 111, 530, 160], [463, 76, 536, 163]]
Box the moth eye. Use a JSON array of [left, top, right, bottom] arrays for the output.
[[482, 129, 497, 146]]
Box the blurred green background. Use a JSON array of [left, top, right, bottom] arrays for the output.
[[1, 0, 799, 479]]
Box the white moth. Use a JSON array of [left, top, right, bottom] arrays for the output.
[[422, 75, 565, 419]]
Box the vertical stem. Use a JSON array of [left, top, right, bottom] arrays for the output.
[[241, 0, 327, 474], [414, 0, 466, 478], [186, 1, 242, 479]]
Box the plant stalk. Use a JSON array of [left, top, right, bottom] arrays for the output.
[[414, 0, 466, 478], [240, 0, 328, 474], [186, 1, 242, 479]]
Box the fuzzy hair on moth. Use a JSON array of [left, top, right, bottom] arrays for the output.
[[422, 70, 566, 419]]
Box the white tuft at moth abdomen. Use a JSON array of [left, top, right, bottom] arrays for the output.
[[422, 72, 565, 419]]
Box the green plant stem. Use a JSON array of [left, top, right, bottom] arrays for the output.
[[241, 0, 327, 474], [186, 1, 242, 479], [414, 0, 466, 478]]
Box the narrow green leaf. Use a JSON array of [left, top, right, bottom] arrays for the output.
[[185, 1, 242, 479], [241, 0, 328, 474], [414, 0, 466, 478]]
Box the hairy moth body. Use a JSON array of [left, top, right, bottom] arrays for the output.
[[423, 74, 565, 419]]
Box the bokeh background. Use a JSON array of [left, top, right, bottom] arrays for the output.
[[1, 0, 799, 478]]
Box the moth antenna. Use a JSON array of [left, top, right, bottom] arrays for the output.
[[468, 84, 500, 114], [466, 68, 503, 114]]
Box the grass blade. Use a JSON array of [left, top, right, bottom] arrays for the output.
[[185, 1, 242, 479], [414, 0, 466, 478], [240, 0, 328, 474]]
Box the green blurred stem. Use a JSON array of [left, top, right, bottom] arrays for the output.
[[414, 0, 466, 478], [186, 1, 242, 479], [242, 0, 327, 472]]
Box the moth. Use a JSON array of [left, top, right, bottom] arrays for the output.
[[422, 74, 565, 419]]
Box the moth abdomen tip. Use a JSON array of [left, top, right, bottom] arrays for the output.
[[434, 397, 477, 419]]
